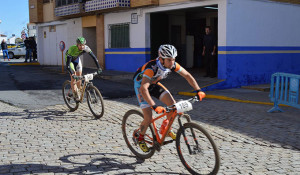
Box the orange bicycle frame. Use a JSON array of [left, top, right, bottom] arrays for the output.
[[150, 109, 178, 145]]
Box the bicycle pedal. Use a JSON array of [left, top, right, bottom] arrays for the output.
[[166, 131, 176, 140]]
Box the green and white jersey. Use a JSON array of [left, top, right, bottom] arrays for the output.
[[65, 45, 92, 62], [65, 44, 100, 74]]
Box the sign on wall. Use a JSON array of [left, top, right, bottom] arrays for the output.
[[131, 13, 138, 24]]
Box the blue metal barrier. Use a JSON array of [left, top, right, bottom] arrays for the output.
[[268, 72, 300, 112]]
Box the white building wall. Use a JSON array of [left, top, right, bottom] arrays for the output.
[[218, 0, 227, 46], [28, 24, 37, 37], [227, 0, 300, 46], [104, 11, 146, 48], [104, 0, 227, 49], [37, 18, 82, 66]]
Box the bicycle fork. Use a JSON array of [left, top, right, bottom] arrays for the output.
[[178, 114, 200, 155], [75, 81, 88, 103]]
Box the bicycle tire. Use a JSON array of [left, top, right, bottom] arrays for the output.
[[62, 80, 79, 112], [122, 109, 156, 159], [176, 122, 220, 175], [86, 85, 105, 119]]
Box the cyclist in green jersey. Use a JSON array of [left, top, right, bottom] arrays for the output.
[[65, 37, 102, 101]]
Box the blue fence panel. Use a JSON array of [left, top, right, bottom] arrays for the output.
[[268, 72, 300, 112]]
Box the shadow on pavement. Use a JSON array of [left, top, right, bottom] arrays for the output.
[[1, 63, 135, 99], [0, 109, 97, 121], [0, 153, 187, 174]]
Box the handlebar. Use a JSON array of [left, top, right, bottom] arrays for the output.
[[165, 96, 199, 113], [73, 72, 98, 80]]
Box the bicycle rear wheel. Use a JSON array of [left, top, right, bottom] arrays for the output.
[[62, 80, 79, 111], [176, 122, 220, 175], [122, 110, 156, 159], [86, 85, 104, 119]]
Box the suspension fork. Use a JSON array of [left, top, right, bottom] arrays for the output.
[[76, 81, 84, 102], [178, 114, 200, 154], [85, 82, 99, 103], [84, 82, 91, 96]]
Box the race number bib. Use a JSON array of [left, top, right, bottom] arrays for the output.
[[84, 74, 94, 82], [175, 100, 193, 113]]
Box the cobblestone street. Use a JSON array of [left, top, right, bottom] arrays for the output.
[[0, 95, 299, 175], [2, 0, 300, 174]]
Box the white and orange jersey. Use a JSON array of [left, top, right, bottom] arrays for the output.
[[133, 58, 183, 84]]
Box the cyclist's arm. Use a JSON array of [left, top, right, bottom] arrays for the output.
[[88, 51, 100, 69], [84, 45, 100, 69], [66, 55, 75, 75], [178, 68, 201, 91]]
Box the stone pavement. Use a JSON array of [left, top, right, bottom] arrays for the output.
[[0, 92, 299, 174], [1, 62, 300, 174]]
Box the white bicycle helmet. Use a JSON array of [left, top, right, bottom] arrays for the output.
[[158, 44, 177, 59]]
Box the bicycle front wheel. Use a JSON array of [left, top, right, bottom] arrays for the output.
[[122, 110, 156, 159], [62, 80, 79, 112], [86, 85, 104, 119], [176, 122, 220, 175]]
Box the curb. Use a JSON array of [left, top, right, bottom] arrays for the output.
[[241, 85, 270, 92], [8, 62, 40, 66], [201, 79, 225, 88], [99, 74, 133, 80], [178, 91, 288, 107]]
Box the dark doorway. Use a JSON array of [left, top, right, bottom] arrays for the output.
[[150, 13, 169, 59], [213, 17, 218, 72], [186, 18, 206, 68], [149, 6, 218, 77], [170, 25, 183, 65]]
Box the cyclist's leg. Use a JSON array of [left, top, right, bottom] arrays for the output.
[[150, 82, 176, 139], [75, 59, 82, 90], [138, 107, 152, 152], [140, 107, 152, 135], [134, 81, 152, 135], [69, 62, 77, 93], [134, 78, 152, 152], [149, 82, 176, 119], [156, 82, 176, 107]]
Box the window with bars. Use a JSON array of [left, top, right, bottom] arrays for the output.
[[109, 23, 130, 48]]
